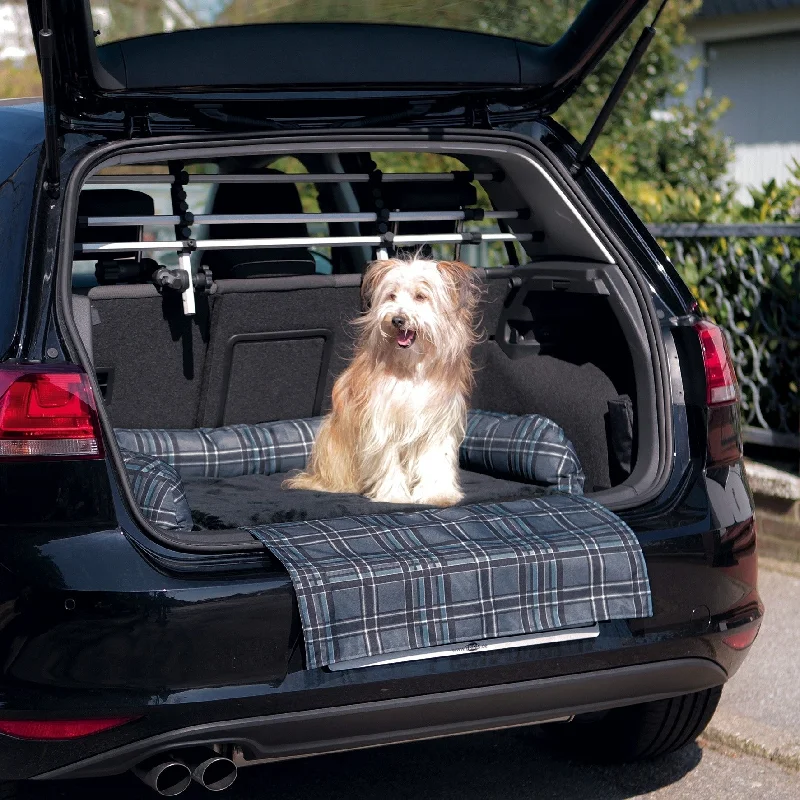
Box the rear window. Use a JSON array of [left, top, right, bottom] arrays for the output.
[[72, 151, 527, 290], [89, 1, 580, 46]]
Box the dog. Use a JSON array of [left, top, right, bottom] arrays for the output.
[[284, 256, 481, 506]]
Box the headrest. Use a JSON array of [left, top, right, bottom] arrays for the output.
[[380, 181, 478, 212], [76, 189, 155, 260], [202, 169, 313, 278], [224, 259, 316, 279], [380, 180, 479, 239]]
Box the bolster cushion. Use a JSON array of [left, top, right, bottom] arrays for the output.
[[461, 410, 584, 494], [116, 418, 322, 480], [116, 410, 584, 493], [120, 449, 193, 530]]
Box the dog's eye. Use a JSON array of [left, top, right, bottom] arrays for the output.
[[389, 293, 396, 302], [415, 293, 428, 302]]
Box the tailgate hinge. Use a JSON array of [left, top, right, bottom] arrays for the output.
[[125, 112, 154, 139], [469, 101, 494, 130]]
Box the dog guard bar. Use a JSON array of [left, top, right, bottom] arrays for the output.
[[79, 210, 526, 227], [75, 232, 537, 255], [83, 171, 501, 186]]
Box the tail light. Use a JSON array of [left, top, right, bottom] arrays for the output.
[[694, 321, 742, 465], [0, 717, 137, 740], [0, 365, 103, 458], [722, 623, 761, 651], [695, 321, 738, 406]]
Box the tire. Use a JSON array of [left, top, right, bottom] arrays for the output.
[[543, 686, 723, 762]]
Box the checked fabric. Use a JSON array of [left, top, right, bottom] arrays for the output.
[[116, 410, 584, 491], [116, 417, 322, 480], [248, 494, 651, 669], [119, 449, 193, 530], [462, 410, 584, 493]]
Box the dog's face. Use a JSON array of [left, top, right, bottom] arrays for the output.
[[358, 258, 479, 366]]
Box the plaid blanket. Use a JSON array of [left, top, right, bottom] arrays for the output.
[[116, 410, 584, 492], [248, 494, 651, 669]]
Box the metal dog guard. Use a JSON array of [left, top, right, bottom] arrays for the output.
[[77, 169, 540, 316], [169, 162, 196, 316], [79, 210, 526, 227]]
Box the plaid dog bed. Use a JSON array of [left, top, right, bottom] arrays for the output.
[[248, 494, 651, 669], [116, 410, 584, 491], [116, 418, 322, 480], [120, 449, 193, 530], [462, 411, 584, 493]]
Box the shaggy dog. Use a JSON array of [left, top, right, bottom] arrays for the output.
[[284, 257, 481, 506]]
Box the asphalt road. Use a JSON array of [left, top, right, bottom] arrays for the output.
[[25, 727, 800, 800]]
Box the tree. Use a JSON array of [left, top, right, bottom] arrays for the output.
[[478, 1, 734, 222], [0, 57, 41, 99], [3, 1, 734, 222], [215, 0, 734, 222]]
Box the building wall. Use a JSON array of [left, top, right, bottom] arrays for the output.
[[688, 8, 800, 197]]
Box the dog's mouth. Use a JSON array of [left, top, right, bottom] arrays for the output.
[[396, 329, 417, 348]]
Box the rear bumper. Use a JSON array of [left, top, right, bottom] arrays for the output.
[[0, 507, 762, 781], [35, 657, 727, 780]]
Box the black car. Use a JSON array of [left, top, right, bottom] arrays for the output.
[[0, 0, 761, 795]]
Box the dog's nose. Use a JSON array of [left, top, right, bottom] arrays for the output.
[[391, 316, 406, 329]]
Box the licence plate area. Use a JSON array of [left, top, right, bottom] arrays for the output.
[[328, 624, 601, 671]]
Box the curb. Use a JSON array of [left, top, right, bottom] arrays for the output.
[[745, 459, 800, 564], [704, 706, 800, 773], [746, 460, 800, 502]]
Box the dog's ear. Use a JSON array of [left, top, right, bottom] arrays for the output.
[[360, 259, 396, 310], [436, 260, 482, 314]]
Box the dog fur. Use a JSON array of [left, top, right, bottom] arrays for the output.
[[284, 256, 481, 506]]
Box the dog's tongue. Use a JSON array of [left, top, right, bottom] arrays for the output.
[[397, 329, 416, 348]]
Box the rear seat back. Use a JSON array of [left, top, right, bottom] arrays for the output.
[[198, 275, 362, 427], [82, 172, 316, 428], [88, 285, 211, 428]]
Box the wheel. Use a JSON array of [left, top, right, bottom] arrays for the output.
[[543, 686, 723, 762]]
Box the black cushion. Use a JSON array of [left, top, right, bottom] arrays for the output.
[[380, 179, 478, 237]]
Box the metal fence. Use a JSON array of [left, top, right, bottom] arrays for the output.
[[647, 223, 800, 453]]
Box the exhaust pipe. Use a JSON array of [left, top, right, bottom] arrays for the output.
[[132, 756, 192, 796], [185, 748, 238, 792]]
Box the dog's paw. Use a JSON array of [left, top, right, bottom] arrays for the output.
[[370, 490, 412, 504], [412, 490, 464, 507]]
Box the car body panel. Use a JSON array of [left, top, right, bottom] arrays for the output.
[[35, 658, 730, 780], [25, 0, 651, 126]]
